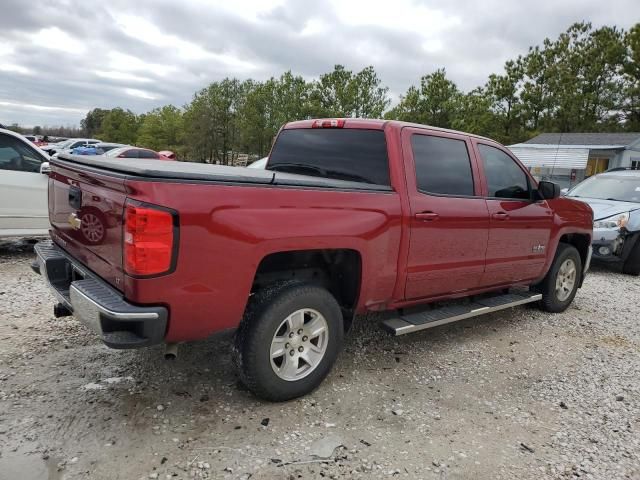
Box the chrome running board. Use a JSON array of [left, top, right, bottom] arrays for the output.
[[381, 290, 542, 336]]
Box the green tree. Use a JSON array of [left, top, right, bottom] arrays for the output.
[[239, 72, 314, 157], [484, 59, 524, 143], [451, 88, 497, 137], [622, 23, 640, 130], [81, 108, 110, 137], [385, 69, 461, 128], [99, 108, 140, 144], [183, 78, 251, 164], [310, 65, 389, 118], [351, 66, 390, 117], [137, 105, 184, 152], [541, 22, 626, 132], [6, 123, 22, 133]]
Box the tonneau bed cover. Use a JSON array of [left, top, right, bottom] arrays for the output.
[[54, 154, 392, 191]]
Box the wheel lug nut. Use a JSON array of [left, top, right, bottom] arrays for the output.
[[285, 343, 290, 348], [289, 332, 294, 338], [298, 346, 304, 352], [302, 336, 308, 342], [297, 329, 303, 335], [289, 350, 295, 356]]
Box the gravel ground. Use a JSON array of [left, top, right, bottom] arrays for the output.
[[0, 240, 638, 480]]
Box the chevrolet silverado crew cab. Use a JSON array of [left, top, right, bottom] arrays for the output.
[[34, 119, 593, 401]]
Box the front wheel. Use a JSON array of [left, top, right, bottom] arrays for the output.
[[534, 243, 582, 313], [233, 283, 344, 401]]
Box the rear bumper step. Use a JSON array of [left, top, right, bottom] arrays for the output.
[[34, 240, 167, 349], [381, 290, 542, 336]]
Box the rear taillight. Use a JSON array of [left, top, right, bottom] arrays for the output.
[[312, 119, 345, 128], [124, 202, 177, 277]]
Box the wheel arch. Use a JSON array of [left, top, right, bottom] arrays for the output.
[[251, 248, 363, 331], [558, 232, 591, 268]]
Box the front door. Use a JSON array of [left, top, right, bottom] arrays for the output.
[[474, 141, 553, 286], [402, 129, 489, 300], [0, 133, 49, 233]]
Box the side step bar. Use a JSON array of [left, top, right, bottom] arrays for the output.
[[381, 290, 542, 336]]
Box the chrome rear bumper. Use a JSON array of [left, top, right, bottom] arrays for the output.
[[34, 240, 167, 349]]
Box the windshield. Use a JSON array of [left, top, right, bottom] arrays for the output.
[[568, 175, 640, 203], [57, 139, 75, 148]]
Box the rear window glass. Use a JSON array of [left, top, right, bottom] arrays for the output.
[[268, 129, 390, 186]]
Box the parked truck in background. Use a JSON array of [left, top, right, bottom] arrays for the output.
[[34, 119, 593, 401]]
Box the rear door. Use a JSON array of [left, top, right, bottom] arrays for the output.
[[473, 141, 553, 285], [0, 132, 49, 233], [402, 128, 489, 299]]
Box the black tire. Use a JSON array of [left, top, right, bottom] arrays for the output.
[[233, 282, 344, 402], [622, 241, 640, 276], [535, 243, 582, 313]]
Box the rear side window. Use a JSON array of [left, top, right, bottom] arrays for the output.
[[268, 129, 390, 186], [411, 135, 475, 196], [479, 144, 530, 200]]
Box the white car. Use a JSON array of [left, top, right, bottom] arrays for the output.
[[44, 138, 100, 156], [247, 157, 268, 169], [0, 128, 51, 238]]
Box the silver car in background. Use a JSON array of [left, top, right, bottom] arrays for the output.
[[566, 168, 640, 275]]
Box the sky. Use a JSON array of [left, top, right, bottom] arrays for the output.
[[1, 0, 638, 128]]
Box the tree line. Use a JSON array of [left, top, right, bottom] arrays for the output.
[[9, 22, 640, 163]]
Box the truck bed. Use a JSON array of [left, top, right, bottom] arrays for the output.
[[55, 154, 393, 191]]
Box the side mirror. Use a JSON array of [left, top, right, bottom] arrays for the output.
[[40, 162, 51, 175], [537, 180, 561, 200]]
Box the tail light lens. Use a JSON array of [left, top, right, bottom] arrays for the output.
[[124, 202, 177, 277]]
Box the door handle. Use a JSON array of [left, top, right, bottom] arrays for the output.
[[415, 212, 439, 221], [492, 212, 509, 220]]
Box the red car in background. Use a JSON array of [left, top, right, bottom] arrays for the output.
[[24, 135, 48, 147], [158, 150, 176, 160]]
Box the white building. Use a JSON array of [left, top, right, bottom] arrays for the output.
[[509, 132, 640, 189]]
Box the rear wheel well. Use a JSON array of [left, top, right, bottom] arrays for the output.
[[558, 233, 590, 269], [252, 249, 362, 331]]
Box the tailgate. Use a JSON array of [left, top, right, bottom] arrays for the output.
[[49, 158, 127, 291]]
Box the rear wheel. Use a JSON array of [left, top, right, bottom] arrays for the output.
[[622, 241, 640, 276], [535, 243, 582, 313], [233, 282, 343, 401]]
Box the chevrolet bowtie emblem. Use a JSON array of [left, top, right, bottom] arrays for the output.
[[68, 212, 82, 230]]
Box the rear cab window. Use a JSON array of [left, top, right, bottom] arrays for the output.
[[268, 128, 390, 186]]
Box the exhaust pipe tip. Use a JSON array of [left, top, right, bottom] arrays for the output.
[[164, 343, 178, 360]]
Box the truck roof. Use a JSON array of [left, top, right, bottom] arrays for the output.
[[283, 118, 497, 144]]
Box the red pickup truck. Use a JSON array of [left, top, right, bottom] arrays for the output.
[[34, 119, 593, 401]]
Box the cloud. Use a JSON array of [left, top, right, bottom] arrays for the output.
[[0, 0, 638, 127]]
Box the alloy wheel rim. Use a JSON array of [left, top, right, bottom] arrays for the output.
[[555, 258, 577, 302], [270, 308, 329, 381]]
